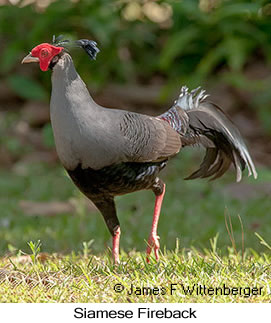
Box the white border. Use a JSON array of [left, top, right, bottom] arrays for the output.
[[1, 303, 270, 322]]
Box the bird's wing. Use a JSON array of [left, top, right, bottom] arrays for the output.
[[119, 111, 182, 163]]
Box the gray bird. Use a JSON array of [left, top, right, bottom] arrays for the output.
[[22, 39, 257, 264]]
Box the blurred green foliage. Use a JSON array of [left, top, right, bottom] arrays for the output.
[[0, 0, 271, 127]]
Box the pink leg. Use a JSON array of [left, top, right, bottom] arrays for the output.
[[146, 183, 166, 263], [112, 227, 121, 264]]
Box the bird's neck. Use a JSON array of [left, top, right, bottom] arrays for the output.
[[51, 53, 99, 111], [49, 53, 103, 170]]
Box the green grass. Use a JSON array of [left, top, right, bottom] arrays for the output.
[[0, 150, 271, 302], [0, 246, 271, 302]]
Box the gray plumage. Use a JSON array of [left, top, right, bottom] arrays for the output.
[[50, 53, 181, 171], [50, 54, 257, 183], [23, 40, 257, 264]]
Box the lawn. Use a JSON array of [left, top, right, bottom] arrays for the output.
[[0, 246, 271, 302], [0, 149, 271, 302]]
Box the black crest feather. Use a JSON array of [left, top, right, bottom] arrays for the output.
[[75, 39, 100, 60], [51, 35, 100, 60], [52, 35, 70, 47]]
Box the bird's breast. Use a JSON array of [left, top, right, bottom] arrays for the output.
[[49, 101, 126, 171]]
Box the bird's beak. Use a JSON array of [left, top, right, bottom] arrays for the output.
[[21, 53, 40, 64]]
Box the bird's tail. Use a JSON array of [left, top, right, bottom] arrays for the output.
[[162, 86, 257, 182]]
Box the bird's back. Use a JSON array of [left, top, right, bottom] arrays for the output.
[[50, 53, 182, 171]]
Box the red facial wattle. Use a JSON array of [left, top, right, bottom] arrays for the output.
[[31, 43, 64, 71]]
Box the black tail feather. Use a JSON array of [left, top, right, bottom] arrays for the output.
[[175, 87, 257, 182]]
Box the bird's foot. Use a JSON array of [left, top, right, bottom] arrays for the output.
[[146, 233, 160, 263]]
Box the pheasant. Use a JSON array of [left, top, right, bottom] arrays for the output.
[[22, 38, 257, 263]]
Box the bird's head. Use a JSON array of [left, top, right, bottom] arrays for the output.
[[21, 43, 64, 71], [22, 36, 100, 71]]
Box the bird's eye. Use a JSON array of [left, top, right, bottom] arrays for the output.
[[40, 48, 49, 57]]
